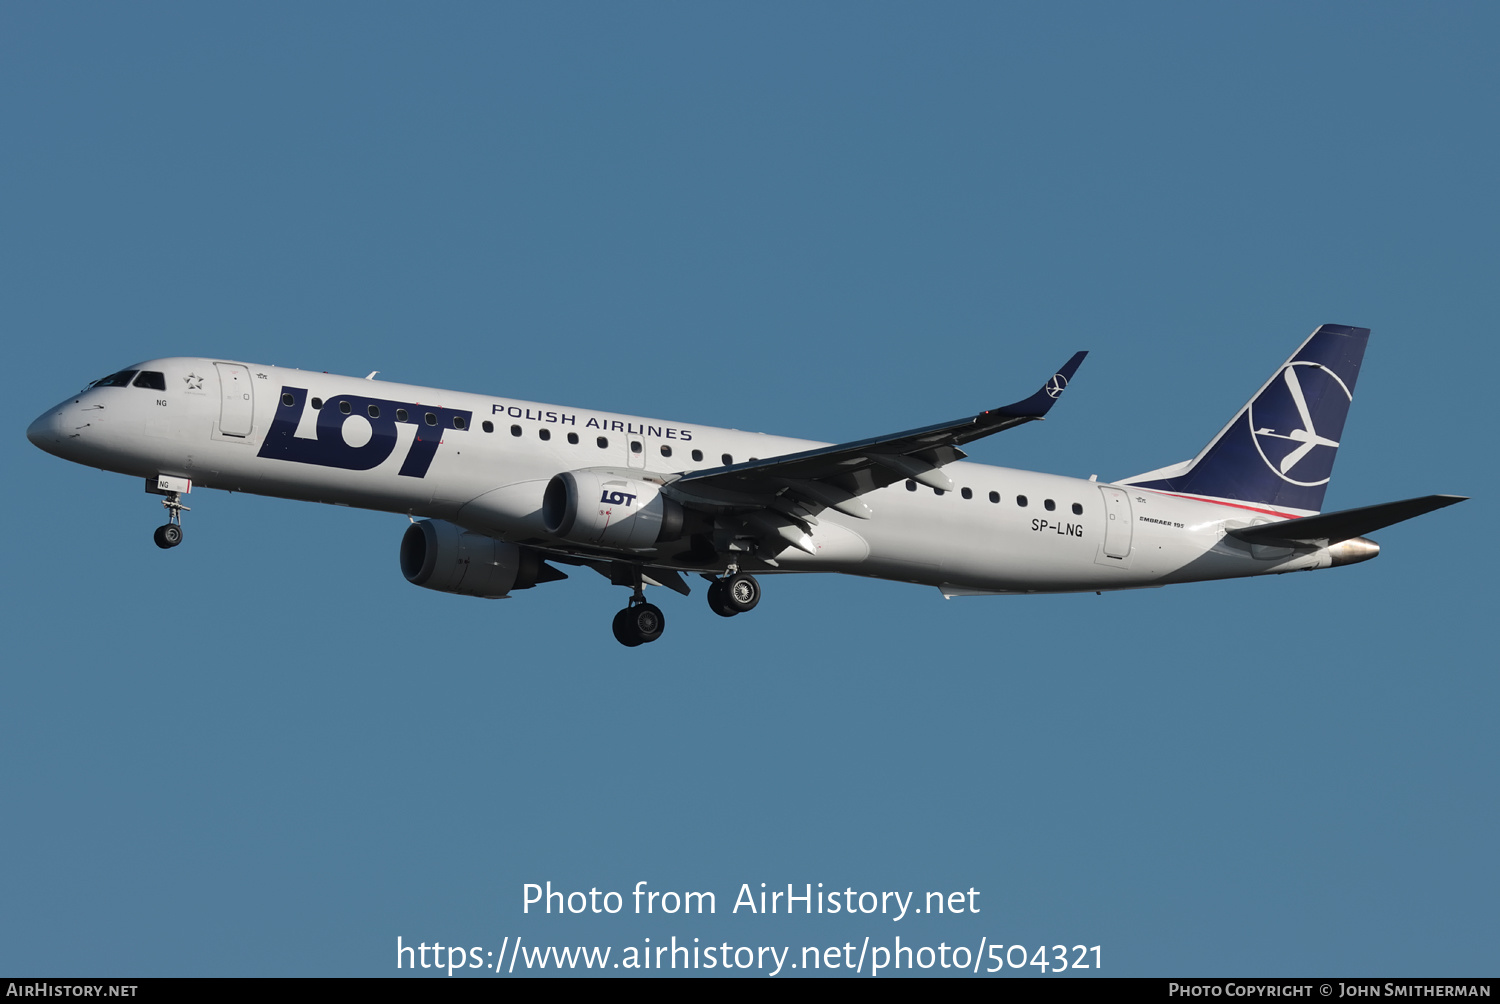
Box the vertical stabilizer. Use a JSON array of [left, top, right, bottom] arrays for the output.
[[1120, 324, 1369, 514]]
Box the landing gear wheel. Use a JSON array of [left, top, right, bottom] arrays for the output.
[[612, 608, 643, 647], [632, 603, 665, 643], [707, 579, 739, 618], [148, 483, 190, 549], [612, 603, 665, 647], [721, 572, 760, 613]]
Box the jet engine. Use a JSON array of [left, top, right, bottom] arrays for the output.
[[400, 519, 564, 598], [541, 470, 685, 550]]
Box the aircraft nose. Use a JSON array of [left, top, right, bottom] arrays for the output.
[[27, 408, 60, 450]]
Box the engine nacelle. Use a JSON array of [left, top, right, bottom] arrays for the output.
[[542, 470, 685, 550], [400, 519, 557, 598]]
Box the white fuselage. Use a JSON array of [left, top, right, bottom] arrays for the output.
[[28, 357, 1349, 597]]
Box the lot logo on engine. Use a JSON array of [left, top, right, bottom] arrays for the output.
[[601, 490, 637, 507], [257, 386, 472, 477]]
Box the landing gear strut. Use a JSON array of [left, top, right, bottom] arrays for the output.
[[612, 567, 665, 647], [152, 492, 189, 550], [707, 571, 760, 618]]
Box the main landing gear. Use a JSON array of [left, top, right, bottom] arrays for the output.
[[608, 567, 763, 647], [612, 566, 665, 647], [707, 571, 760, 617], [612, 601, 665, 648], [152, 491, 189, 550]]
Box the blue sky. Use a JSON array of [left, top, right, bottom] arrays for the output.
[[3, 2, 1494, 977]]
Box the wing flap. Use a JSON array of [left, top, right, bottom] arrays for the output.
[[778, 478, 873, 519]]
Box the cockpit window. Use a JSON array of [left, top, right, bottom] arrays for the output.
[[132, 371, 166, 390], [87, 369, 137, 389]]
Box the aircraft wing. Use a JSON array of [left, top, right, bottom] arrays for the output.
[[664, 352, 1086, 552]]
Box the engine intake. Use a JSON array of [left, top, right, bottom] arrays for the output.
[[542, 470, 684, 550], [400, 520, 563, 598]]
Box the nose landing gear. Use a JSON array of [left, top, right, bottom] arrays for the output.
[[146, 477, 190, 549], [152, 521, 184, 549]]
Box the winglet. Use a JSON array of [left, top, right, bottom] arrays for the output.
[[985, 351, 1088, 420]]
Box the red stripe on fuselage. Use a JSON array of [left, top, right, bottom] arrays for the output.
[[1132, 488, 1302, 520]]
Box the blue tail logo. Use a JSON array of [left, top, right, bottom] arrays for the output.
[[1249, 360, 1353, 487], [1122, 324, 1369, 513]]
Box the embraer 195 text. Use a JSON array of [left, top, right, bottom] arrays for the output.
[[27, 325, 1465, 646]]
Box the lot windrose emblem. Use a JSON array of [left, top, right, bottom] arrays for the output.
[[1247, 362, 1352, 487], [1045, 373, 1068, 399]]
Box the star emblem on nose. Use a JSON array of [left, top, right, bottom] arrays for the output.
[[184, 373, 204, 390]]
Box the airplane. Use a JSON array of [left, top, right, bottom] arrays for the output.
[[26, 324, 1465, 647]]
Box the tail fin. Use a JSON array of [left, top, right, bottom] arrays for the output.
[[1120, 324, 1370, 514]]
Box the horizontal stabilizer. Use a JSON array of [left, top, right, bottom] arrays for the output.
[[1226, 494, 1467, 546]]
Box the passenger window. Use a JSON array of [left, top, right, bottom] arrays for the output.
[[906, 480, 917, 492], [452, 416, 465, 430], [311, 398, 323, 410], [597, 437, 608, 448], [961, 487, 973, 499], [481, 420, 493, 432], [339, 401, 352, 415], [396, 408, 408, 422], [368, 405, 381, 419], [691, 449, 703, 462], [660, 445, 672, 458], [281, 393, 295, 407], [1017, 495, 1029, 507], [1072, 502, 1083, 515], [989, 491, 1000, 503], [722, 454, 733, 465], [631, 440, 642, 454], [424, 413, 437, 426], [567, 432, 579, 445], [510, 425, 522, 437], [132, 371, 166, 390], [538, 428, 551, 441], [1044, 499, 1056, 511]]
